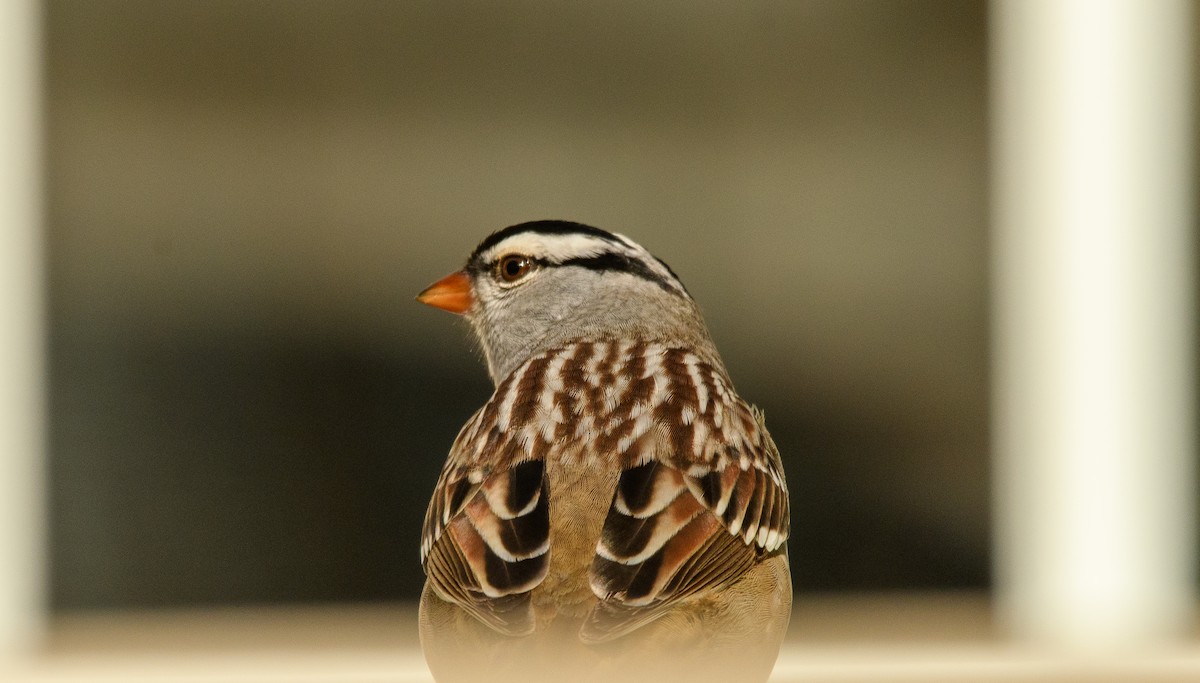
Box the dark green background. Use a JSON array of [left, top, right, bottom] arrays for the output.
[[46, 0, 991, 609]]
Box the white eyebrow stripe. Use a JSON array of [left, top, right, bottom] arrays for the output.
[[475, 233, 627, 265], [607, 230, 639, 249], [471, 228, 689, 297]]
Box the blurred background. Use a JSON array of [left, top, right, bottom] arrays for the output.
[[44, 0, 990, 611]]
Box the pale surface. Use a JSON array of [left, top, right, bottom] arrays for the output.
[[4, 595, 1200, 682], [0, 0, 44, 655], [990, 0, 1195, 647]]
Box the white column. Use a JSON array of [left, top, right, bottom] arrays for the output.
[[0, 0, 45, 655], [991, 0, 1195, 648]]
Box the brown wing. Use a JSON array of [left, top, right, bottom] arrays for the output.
[[582, 383, 790, 643], [421, 341, 790, 641], [420, 354, 560, 636], [422, 457, 549, 635]]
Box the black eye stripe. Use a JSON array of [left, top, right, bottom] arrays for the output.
[[461, 221, 691, 297], [476, 252, 685, 296], [557, 253, 684, 295]]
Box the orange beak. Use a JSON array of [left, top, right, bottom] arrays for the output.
[[416, 271, 474, 314]]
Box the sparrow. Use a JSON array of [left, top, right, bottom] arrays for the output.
[[415, 220, 791, 683]]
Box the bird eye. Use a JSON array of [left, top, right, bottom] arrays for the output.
[[496, 254, 533, 283]]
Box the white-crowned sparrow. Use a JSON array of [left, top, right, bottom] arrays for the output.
[[416, 221, 791, 683]]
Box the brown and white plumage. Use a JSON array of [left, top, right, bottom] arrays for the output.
[[416, 221, 791, 683]]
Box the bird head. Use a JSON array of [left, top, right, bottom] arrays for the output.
[[418, 220, 714, 384]]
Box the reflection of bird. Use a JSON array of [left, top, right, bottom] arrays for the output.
[[416, 221, 791, 683]]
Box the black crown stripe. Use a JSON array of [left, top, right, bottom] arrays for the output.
[[466, 221, 689, 296]]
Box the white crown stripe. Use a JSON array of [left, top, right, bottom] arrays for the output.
[[475, 232, 617, 267], [472, 228, 687, 296]]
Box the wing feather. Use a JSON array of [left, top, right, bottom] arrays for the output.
[[420, 342, 789, 643], [420, 356, 557, 636], [584, 349, 790, 642]]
